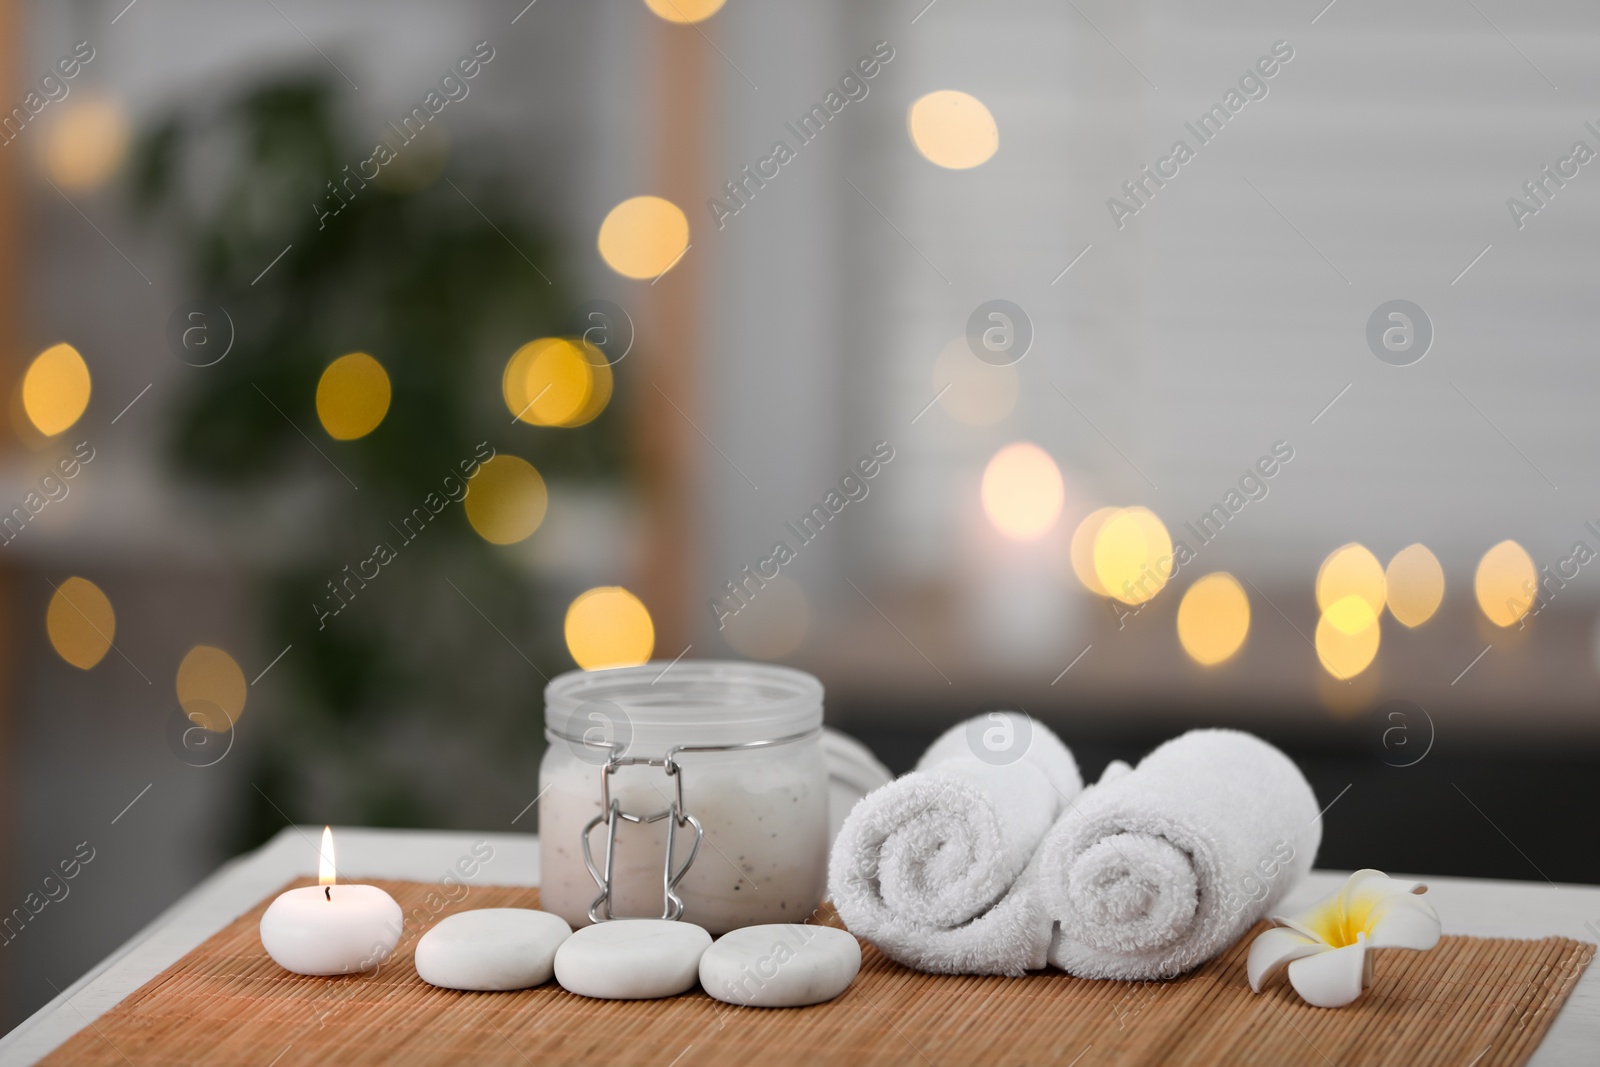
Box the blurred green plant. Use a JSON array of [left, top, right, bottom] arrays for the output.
[[130, 75, 622, 847]]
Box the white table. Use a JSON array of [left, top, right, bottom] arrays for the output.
[[2, 827, 1595, 1065]]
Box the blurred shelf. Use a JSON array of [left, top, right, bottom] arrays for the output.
[[796, 578, 1600, 748]]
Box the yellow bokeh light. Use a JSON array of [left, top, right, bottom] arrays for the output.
[[464, 454, 548, 544], [565, 342, 614, 427], [1385, 543, 1445, 628], [1315, 595, 1381, 680], [933, 337, 1017, 426], [1316, 543, 1386, 630], [1475, 539, 1536, 628], [598, 196, 689, 280], [981, 442, 1064, 541], [908, 90, 999, 169], [505, 338, 583, 426], [1323, 595, 1377, 638], [1094, 507, 1173, 605], [504, 338, 613, 428], [1177, 573, 1250, 666], [565, 586, 655, 670], [316, 352, 391, 440], [46, 577, 115, 670], [643, 0, 726, 23], [46, 96, 130, 191], [176, 645, 247, 732], [1070, 506, 1119, 597], [22, 342, 90, 437]]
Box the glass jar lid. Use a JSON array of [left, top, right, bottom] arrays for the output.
[[544, 660, 823, 753]]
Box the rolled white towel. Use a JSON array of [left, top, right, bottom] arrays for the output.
[[1096, 759, 1133, 785], [822, 727, 895, 849], [913, 714, 1082, 799], [829, 712, 1081, 976], [1040, 729, 1320, 980]]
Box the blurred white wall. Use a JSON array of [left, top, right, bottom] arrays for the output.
[[690, 0, 1600, 727]]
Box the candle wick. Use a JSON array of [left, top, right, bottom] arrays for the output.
[[325, 886, 331, 902]]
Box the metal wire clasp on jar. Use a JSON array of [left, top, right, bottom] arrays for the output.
[[539, 662, 830, 934], [552, 731, 821, 923]]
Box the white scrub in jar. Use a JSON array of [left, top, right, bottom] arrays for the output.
[[539, 662, 830, 935]]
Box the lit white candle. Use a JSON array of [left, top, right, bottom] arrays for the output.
[[259, 827, 403, 976]]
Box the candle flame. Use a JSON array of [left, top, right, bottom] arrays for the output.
[[318, 825, 336, 887]]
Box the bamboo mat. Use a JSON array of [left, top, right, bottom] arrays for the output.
[[42, 879, 1592, 1067]]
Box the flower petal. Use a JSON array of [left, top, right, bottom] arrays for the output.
[[1287, 940, 1369, 1008], [1248, 927, 1325, 993], [1275, 870, 1436, 951], [1344, 868, 1426, 898], [1276, 893, 1344, 946], [1341, 868, 1425, 912], [1338, 871, 1427, 943], [1366, 892, 1441, 951]]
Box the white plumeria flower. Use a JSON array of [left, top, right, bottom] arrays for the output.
[[1247, 869, 1441, 1008]]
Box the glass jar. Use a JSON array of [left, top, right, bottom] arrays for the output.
[[539, 660, 828, 935]]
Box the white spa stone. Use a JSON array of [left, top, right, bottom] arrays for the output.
[[698, 924, 861, 1008], [414, 908, 572, 991], [554, 919, 712, 1000]]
